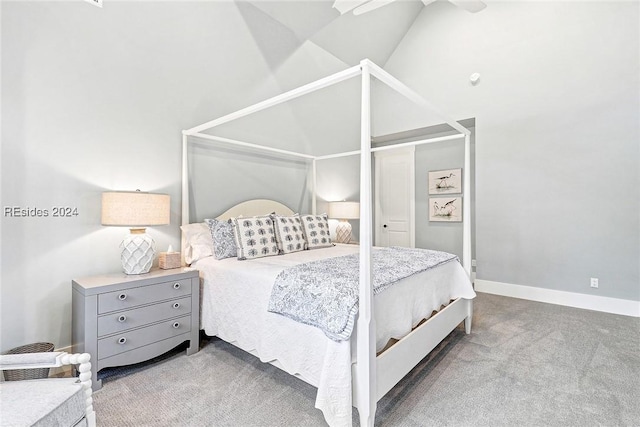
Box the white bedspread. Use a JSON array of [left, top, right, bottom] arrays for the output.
[[193, 244, 475, 426]]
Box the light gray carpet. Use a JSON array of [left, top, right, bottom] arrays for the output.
[[92, 293, 640, 426]]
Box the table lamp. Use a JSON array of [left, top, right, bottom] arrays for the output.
[[329, 201, 360, 244], [101, 190, 170, 274]]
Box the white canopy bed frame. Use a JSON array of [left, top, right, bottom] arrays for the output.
[[181, 59, 472, 426]]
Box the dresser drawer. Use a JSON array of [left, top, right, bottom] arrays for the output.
[[97, 296, 191, 337], [98, 315, 191, 360], [98, 279, 191, 314]]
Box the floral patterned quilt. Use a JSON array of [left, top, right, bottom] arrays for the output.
[[267, 246, 458, 341]]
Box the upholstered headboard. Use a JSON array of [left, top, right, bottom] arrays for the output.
[[214, 199, 294, 220], [180, 199, 294, 265]]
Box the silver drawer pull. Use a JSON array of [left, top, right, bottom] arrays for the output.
[[118, 315, 127, 323], [118, 337, 127, 345], [118, 293, 127, 301], [172, 302, 180, 309], [173, 282, 181, 290], [172, 322, 180, 329]]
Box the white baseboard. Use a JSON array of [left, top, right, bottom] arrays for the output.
[[475, 279, 640, 318]]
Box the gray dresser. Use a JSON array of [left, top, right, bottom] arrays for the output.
[[72, 268, 200, 390]]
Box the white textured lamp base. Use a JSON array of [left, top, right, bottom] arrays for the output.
[[121, 229, 155, 274], [335, 221, 352, 244]]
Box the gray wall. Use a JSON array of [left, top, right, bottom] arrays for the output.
[[0, 1, 357, 352], [415, 138, 465, 256], [381, 1, 640, 301], [188, 143, 311, 221], [415, 127, 474, 259]]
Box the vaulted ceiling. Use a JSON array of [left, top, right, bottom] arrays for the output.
[[205, 0, 430, 155], [243, 0, 424, 67]]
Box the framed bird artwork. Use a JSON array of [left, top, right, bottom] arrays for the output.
[[429, 197, 463, 222], [428, 168, 462, 195]]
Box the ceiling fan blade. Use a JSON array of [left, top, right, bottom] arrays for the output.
[[448, 0, 487, 13], [353, 0, 397, 16], [332, 0, 370, 15]]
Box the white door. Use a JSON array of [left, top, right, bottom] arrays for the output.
[[374, 147, 415, 248]]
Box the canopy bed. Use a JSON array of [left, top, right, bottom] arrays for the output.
[[181, 59, 474, 427]]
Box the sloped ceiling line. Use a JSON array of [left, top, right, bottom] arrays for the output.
[[227, 0, 426, 153], [243, 0, 423, 67]]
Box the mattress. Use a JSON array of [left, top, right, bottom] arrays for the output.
[[193, 244, 475, 426]]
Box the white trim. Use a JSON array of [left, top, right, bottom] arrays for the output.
[[475, 279, 640, 318]]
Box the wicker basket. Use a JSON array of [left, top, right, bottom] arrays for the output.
[[159, 252, 181, 270], [3, 342, 55, 381]]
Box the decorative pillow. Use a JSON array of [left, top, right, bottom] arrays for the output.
[[231, 215, 279, 260], [180, 222, 213, 264], [271, 214, 307, 254], [300, 214, 332, 249], [204, 218, 237, 260]]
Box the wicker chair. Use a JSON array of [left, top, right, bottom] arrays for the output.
[[0, 352, 96, 427]]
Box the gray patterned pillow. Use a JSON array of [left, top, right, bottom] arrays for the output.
[[231, 215, 279, 260], [204, 218, 237, 260], [300, 213, 332, 249], [272, 214, 307, 254]]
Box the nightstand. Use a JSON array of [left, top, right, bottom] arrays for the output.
[[72, 268, 199, 390]]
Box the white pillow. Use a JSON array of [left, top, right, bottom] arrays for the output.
[[180, 222, 213, 264]]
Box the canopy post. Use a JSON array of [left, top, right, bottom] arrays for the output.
[[312, 159, 317, 215], [463, 133, 471, 277], [182, 133, 189, 226], [181, 133, 190, 266], [356, 60, 376, 427]]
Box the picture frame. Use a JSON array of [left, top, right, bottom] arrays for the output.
[[428, 168, 462, 195], [429, 197, 462, 222]]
